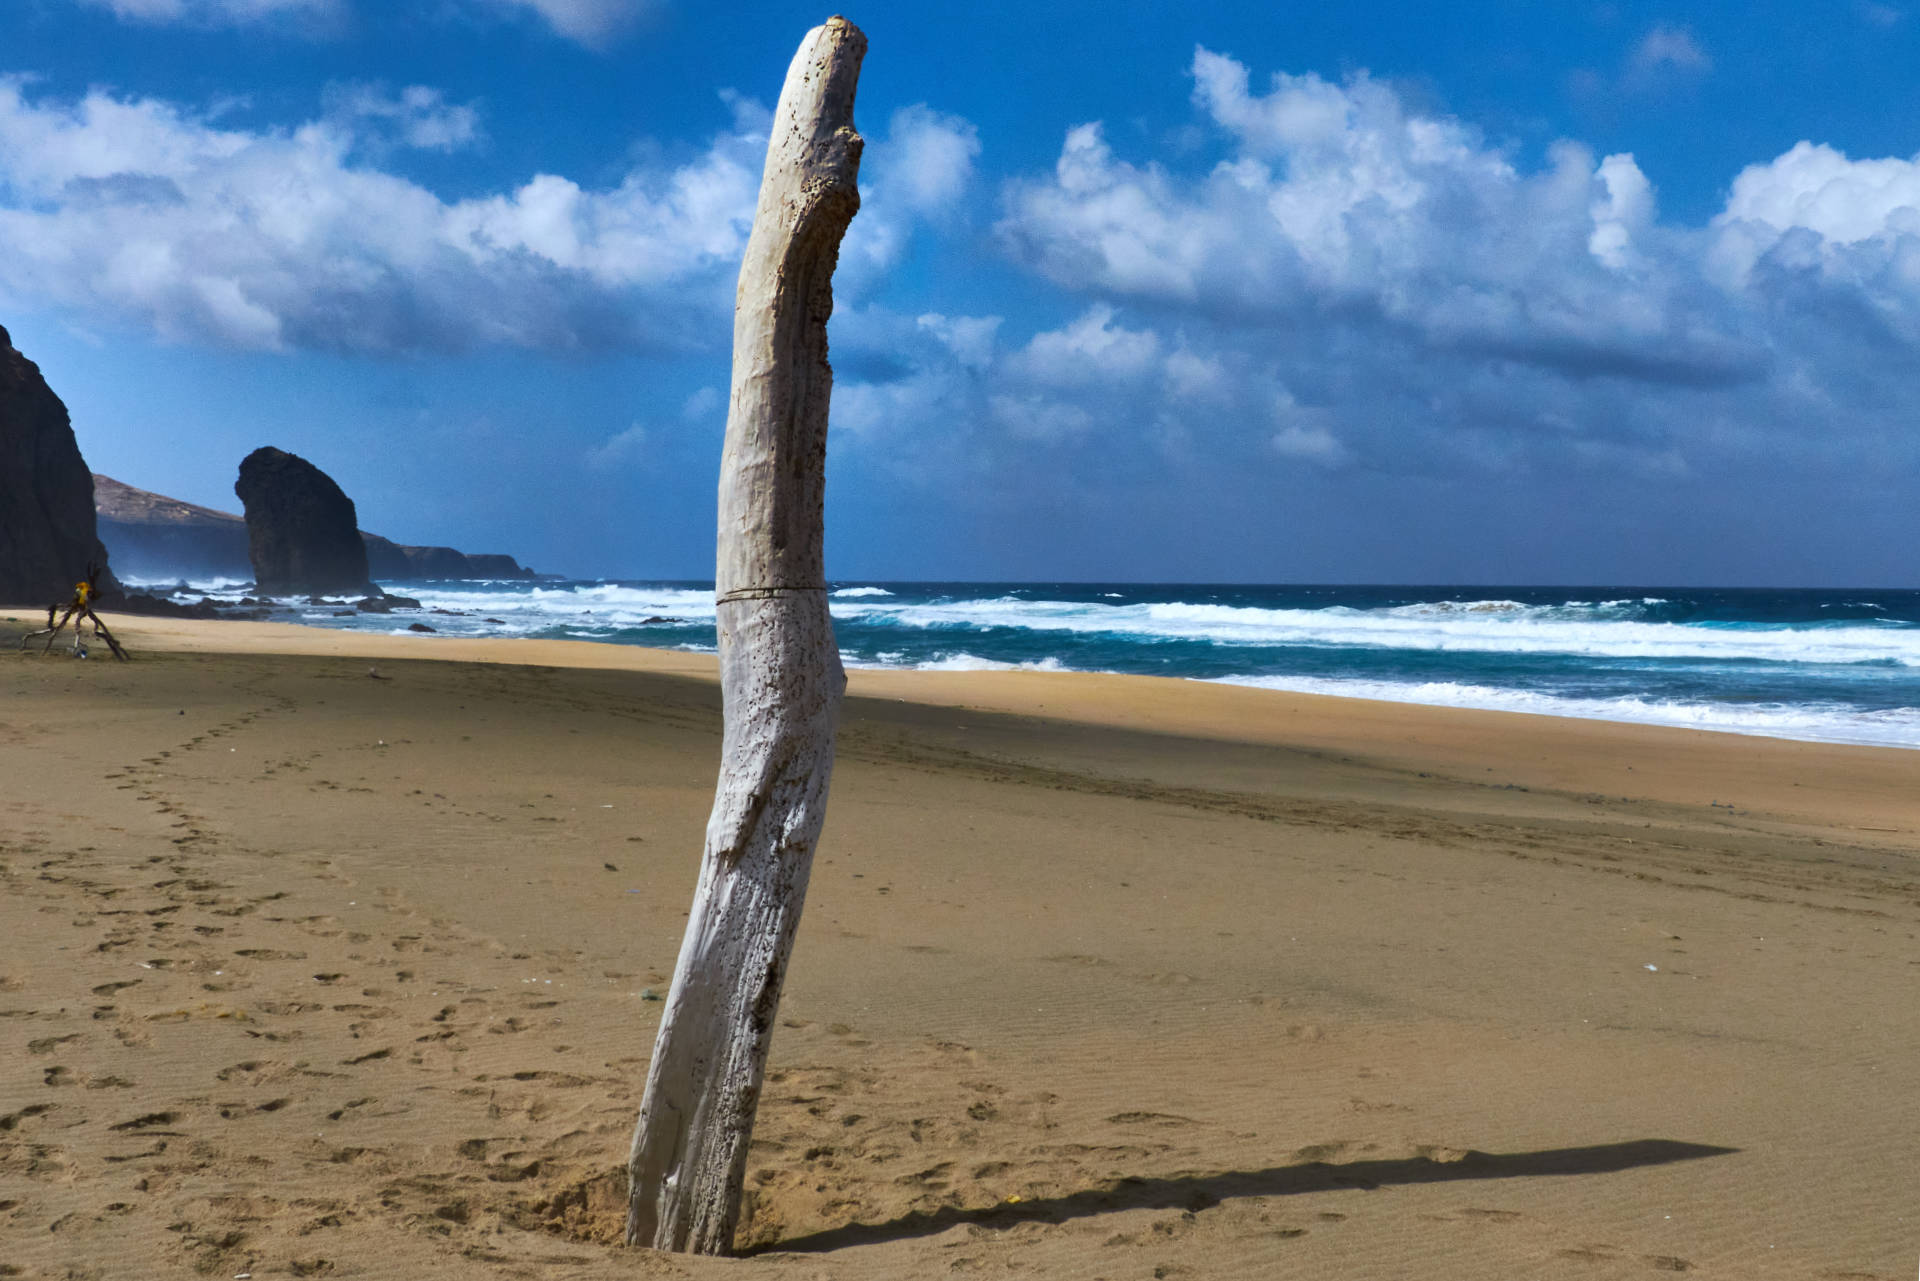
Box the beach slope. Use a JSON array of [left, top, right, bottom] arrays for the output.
[[1, 615, 1915, 1279]]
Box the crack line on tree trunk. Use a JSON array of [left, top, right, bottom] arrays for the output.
[[715, 587, 827, 603]]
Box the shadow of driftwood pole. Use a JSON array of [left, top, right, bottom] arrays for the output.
[[753, 1139, 1738, 1255]]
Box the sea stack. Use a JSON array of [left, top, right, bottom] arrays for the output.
[[0, 323, 117, 605], [234, 446, 376, 597]]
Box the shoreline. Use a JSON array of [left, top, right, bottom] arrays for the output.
[[77, 576, 1920, 755], [12, 608, 1920, 826], [77, 592, 1920, 753], [3, 609, 1916, 1277]]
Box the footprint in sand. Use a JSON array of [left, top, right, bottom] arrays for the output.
[[214, 1059, 280, 1082], [1557, 1244, 1624, 1264], [1106, 1111, 1196, 1127], [1291, 1140, 1355, 1162], [1044, 952, 1116, 968], [0, 1102, 56, 1131]]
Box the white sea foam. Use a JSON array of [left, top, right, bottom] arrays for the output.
[[874, 652, 1069, 672], [1207, 674, 1920, 749], [128, 574, 255, 592], [823, 594, 1920, 667], [382, 582, 715, 628], [157, 580, 1920, 668], [320, 585, 1920, 669]]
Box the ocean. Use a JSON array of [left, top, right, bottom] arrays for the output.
[[137, 579, 1920, 750]]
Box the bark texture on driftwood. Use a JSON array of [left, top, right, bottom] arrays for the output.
[[625, 16, 864, 1257]]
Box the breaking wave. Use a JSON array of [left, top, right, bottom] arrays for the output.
[[1207, 675, 1920, 749]]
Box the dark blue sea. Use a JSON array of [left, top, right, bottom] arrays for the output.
[[143, 579, 1920, 749]]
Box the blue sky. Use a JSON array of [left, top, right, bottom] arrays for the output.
[[4, 1, 1920, 584]]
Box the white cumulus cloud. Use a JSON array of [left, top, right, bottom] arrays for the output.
[[0, 77, 974, 354], [1008, 304, 1159, 388], [1001, 48, 1742, 388], [1718, 141, 1920, 248], [0, 77, 758, 350], [819, 43, 1920, 516], [842, 105, 982, 287], [1707, 141, 1920, 347]]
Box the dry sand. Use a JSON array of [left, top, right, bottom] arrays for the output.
[[1, 611, 1915, 1280]]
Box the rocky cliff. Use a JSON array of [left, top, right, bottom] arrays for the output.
[[234, 447, 376, 597], [360, 532, 536, 582], [93, 474, 251, 582], [0, 324, 117, 605]]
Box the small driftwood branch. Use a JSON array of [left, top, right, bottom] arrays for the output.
[[20, 566, 128, 660], [624, 15, 864, 1256]]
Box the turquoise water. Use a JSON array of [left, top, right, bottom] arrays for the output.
[[144, 579, 1920, 749]]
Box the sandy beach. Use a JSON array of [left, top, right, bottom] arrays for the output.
[[2, 611, 1915, 1280]]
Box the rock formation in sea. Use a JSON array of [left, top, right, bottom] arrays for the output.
[[97, 475, 537, 585], [0, 323, 118, 605], [233, 447, 377, 597]]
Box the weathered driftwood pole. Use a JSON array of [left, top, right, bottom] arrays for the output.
[[625, 16, 864, 1256]]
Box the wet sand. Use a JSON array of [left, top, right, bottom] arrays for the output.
[[2, 612, 1915, 1279]]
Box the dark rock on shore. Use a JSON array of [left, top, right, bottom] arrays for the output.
[[0, 323, 118, 605], [112, 592, 223, 620], [234, 447, 376, 598], [353, 594, 420, 614]]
